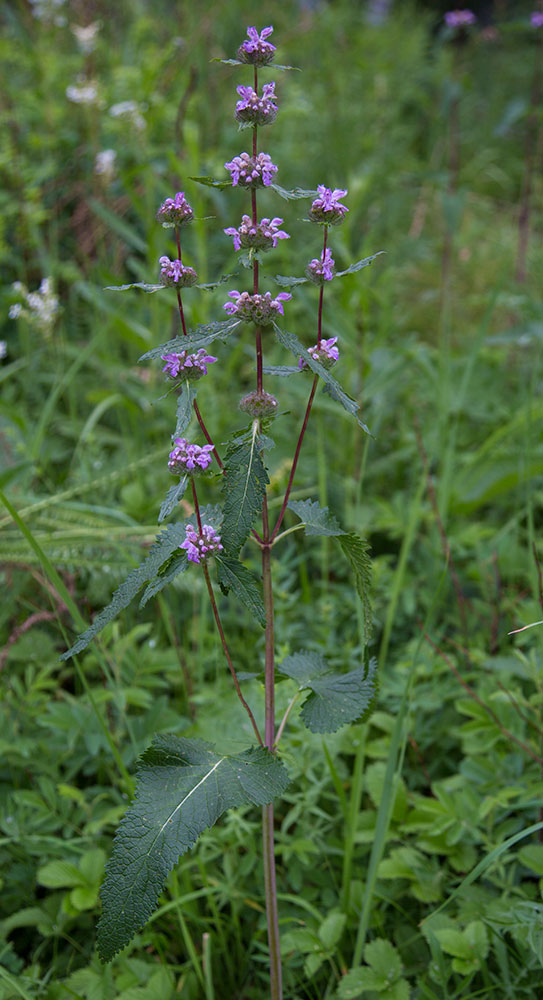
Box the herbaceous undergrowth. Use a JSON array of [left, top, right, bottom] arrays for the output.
[[62, 23, 380, 998]]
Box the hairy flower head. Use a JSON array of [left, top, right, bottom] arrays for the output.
[[237, 25, 276, 65], [235, 82, 278, 126], [159, 256, 198, 287], [224, 215, 289, 252], [309, 186, 349, 225], [305, 248, 335, 283], [181, 523, 223, 563], [299, 337, 339, 370], [223, 290, 291, 325], [156, 191, 194, 228], [168, 438, 214, 475], [162, 348, 217, 381], [224, 152, 278, 188]]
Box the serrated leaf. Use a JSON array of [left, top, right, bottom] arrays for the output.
[[262, 364, 301, 376], [274, 274, 309, 287], [434, 928, 474, 960], [338, 967, 382, 998], [106, 282, 165, 293], [221, 429, 269, 555], [174, 384, 197, 436], [365, 938, 403, 979], [279, 652, 377, 733], [139, 555, 188, 608], [215, 555, 266, 627], [158, 477, 188, 523], [273, 324, 371, 435], [270, 184, 317, 201], [212, 58, 297, 71], [337, 532, 373, 641], [287, 499, 345, 536], [139, 319, 240, 362], [189, 174, 232, 190], [61, 524, 187, 658], [96, 735, 290, 962]]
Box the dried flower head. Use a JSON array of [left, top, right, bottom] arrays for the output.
[[237, 25, 276, 66], [235, 82, 278, 126], [156, 191, 194, 228], [223, 290, 291, 325], [224, 151, 278, 188], [162, 349, 217, 381], [168, 439, 214, 475], [309, 186, 349, 225], [239, 390, 279, 418], [159, 256, 198, 288], [181, 523, 224, 563], [224, 215, 289, 252], [299, 337, 339, 370]]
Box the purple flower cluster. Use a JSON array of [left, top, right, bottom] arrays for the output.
[[224, 290, 291, 325], [237, 25, 276, 65], [159, 256, 198, 288], [168, 438, 214, 475], [161, 348, 217, 381], [224, 215, 289, 252], [309, 186, 349, 225], [299, 337, 339, 371], [224, 152, 278, 187], [444, 9, 477, 26], [305, 248, 335, 284], [156, 191, 194, 227], [532, 12, 543, 27], [181, 523, 224, 563], [235, 82, 278, 126]]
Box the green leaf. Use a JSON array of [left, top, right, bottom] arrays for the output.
[[262, 364, 301, 376], [335, 252, 384, 277], [106, 282, 165, 293], [337, 532, 373, 641], [175, 384, 197, 436], [189, 174, 232, 190], [338, 967, 381, 998], [158, 476, 188, 523], [139, 319, 240, 362], [61, 523, 187, 658], [518, 844, 543, 875], [273, 324, 371, 435], [139, 556, 188, 607], [96, 735, 290, 962], [318, 911, 347, 950], [365, 938, 403, 979], [215, 555, 266, 627], [270, 184, 317, 201], [279, 652, 377, 733], [37, 859, 84, 888], [221, 429, 269, 555], [287, 499, 345, 536], [434, 928, 474, 960], [274, 274, 309, 288]]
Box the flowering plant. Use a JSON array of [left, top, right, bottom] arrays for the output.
[[62, 23, 381, 998]]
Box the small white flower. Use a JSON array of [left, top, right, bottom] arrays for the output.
[[66, 82, 99, 105], [9, 304, 22, 319], [109, 101, 146, 130], [0, 341, 7, 359], [72, 22, 100, 54], [95, 149, 117, 179]]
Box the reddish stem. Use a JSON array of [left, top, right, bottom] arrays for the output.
[[194, 400, 223, 470], [317, 226, 328, 347], [270, 374, 319, 543], [176, 290, 188, 336], [191, 479, 202, 533]]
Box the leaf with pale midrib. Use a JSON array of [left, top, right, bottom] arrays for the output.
[[158, 476, 188, 523], [139, 319, 241, 362], [221, 433, 269, 555], [279, 652, 377, 733], [96, 735, 290, 962], [216, 554, 265, 627]]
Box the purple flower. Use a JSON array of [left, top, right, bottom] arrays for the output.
[[305, 248, 335, 283], [224, 152, 278, 187], [237, 25, 276, 65], [161, 348, 217, 381], [531, 12, 543, 27], [309, 186, 349, 225], [181, 523, 224, 563], [224, 215, 289, 252], [223, 290, 291, 325], [235, 82, 278, 126], [156, 191, 194, 227], [159, 256, 198, 288], [444, 9, 477, 27], [299, 337, 339, 371], [168, 438, 214, 475]]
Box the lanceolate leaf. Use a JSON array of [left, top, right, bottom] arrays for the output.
[[189, 174, 233, 190], [139, 556, 188, 607], [273, 324, 371, 435], [271, 184, 317, 201], [139, 319, 241, 362], [106, 282, 165, 293], [337, 532, 373, 641], [274, 252, 383, 289], [61, 524, 187, 659], [175, 384, 197, 436], [97, 735, 290, 962], [215, 554, 266, 627], [262, 364, 301, 376], [274, 274, 309, 288], [221, 431, 269, 555], [158, 476, 188, 523], [279, 652, 378, 733], [287, 499, 345, 537]]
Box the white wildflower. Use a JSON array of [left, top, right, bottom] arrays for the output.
[[0, 341, 7, 359], [66, 82, 99, 105], [95, 149, 117, 181], [9, 278, 59, 338], [109, 101, 146, 130], [72, 22, 100, 54]]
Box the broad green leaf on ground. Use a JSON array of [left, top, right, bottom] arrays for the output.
[[270, 184, 317, 200], [275, 253, 383, 289], [336, 532, 373, 641], [215, 554, 266, 627], [221, 430, 269, 555], [139, 319, 241, 362], [273, 324, 370, 435], [139, 556, 188, 608], [339, 939, 408, 999], [174, 384, 197, 436], [278, 651, 377, 733], [96, 735, 290, 962], [287, 498, 345, 536], [158, 476, 188, 523], [61, 524, 187, 658]]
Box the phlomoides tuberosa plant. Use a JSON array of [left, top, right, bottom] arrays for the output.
[[62, 23, 381, 999]]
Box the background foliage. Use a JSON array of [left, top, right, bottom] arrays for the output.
[[1, 0, 543, 997]]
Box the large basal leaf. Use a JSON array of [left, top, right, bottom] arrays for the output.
[[287, 499, 345, 537], [279, 652, 377, 733], [273, 324, 371, 435], [139, 319, 241, 362], [174, 383, 197, 437], [158, 476, 188, 523], [221, 431, 269, 555], [61, 524, 187, 659], [97, 735, 290, 962], [215, 554, 265, 627], [337, 532, 373, 642]]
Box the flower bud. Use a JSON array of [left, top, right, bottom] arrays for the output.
[[159, 256, 198, 287], [239, 390, 278, 418], [237, 26, 276, 66]]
